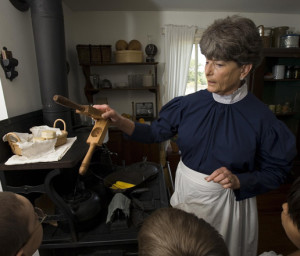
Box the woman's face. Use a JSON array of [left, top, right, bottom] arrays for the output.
[[281, 202, 300, 248], [205, 59, 251, 95], [16, 194, 43, 256]]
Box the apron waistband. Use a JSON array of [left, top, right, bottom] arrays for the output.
[[178, 160, 226, 192]]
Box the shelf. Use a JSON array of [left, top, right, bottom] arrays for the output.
[[264, 78, 300, 82], [81, 62, 158, 67], [80, 61, 159, 117], [88, 86, 158, 92], [250, 47, 300, 158], [275, 112, 296, 117], [263, 48, 300, 58]]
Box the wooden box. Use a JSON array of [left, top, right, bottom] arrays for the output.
[[76, 45, 112, 65], [100, 45, 112, 63], [90, 45, 102, 65], [76, 45, 90, 65]]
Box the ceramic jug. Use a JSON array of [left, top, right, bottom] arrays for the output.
[[257, 25, 273, 48]]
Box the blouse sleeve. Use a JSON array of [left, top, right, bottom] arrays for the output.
[[128, 96, 183, 143], [235, 121, 297, 200]]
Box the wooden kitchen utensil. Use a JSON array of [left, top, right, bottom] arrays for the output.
[[53, 95, 109, 175]]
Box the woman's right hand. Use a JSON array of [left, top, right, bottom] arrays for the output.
[[93, 104, 135, 135], [93, 104, 121, 123]]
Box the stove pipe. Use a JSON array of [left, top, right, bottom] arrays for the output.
[[10, 0, 72, 128]]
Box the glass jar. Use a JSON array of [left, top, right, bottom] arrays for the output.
[[294, 66, 300, 79], [285, 66, 294, 79], [282, 102, 291, 114]]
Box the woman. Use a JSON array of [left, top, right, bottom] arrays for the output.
[[0, 192, 43, 256], [95, 15, 296, 256]]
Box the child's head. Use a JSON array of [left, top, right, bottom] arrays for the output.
[[281, 177, 300, 249], [0, 192, 43, 256], [138, 207, 229, 256]]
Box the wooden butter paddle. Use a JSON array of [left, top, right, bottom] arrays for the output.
[[53, 95, 109, 175]]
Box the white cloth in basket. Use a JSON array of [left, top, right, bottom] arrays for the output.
[[30, 125, 63, 137], [2, 125, 77, 165]]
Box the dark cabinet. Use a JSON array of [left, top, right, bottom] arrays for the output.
[[166, 151, 180, 181], [250, 48, 300, 254], [249, 48, 300, 157], [106, 129, 160, 166], [256, 183, 297, 254]]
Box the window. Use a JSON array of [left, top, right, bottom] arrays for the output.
[[185, 43, 207, 95]]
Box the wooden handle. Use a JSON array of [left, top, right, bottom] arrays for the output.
[[54, 95, 103, 120], [53, 95, 85, 112], [79, 143, 96, 175]]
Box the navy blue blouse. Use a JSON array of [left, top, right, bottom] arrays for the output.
[[129, 89, 297, 200]]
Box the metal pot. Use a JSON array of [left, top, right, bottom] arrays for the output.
[[280, 34, 300, 48]]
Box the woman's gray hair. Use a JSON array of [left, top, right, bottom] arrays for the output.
[[200, 15, 263, 70]]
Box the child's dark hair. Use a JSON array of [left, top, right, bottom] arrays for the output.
[[287, 177, 300, 230]]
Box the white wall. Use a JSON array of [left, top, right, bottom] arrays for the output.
[[0, 1, 41, 118], [1, 2, 300, 118], [65, 10, 300, 114]]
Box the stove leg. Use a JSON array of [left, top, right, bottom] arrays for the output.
[[45, 168, 78, 242]]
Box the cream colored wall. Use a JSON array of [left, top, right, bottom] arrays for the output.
[[67, 11, 300, 114], [0, 1, 41, 118], [1, 2, 300, 118]]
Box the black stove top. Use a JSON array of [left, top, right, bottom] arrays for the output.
[[39, 161, 169, 255]]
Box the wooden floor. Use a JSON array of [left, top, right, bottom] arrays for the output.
[[257, 184, 298, 255]]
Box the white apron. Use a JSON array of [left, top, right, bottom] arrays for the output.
[[170, 160, 258, 256]]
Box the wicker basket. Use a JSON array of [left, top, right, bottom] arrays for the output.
[[53, 119, 68, 147], [115, 50, 143, 63], [6, 132, 22, 156], [6, 119, 68, 156]]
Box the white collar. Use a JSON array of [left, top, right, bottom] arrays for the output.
[[212, 83, 248, 104]]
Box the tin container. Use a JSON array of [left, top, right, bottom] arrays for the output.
[[280, 34, 300, 48]]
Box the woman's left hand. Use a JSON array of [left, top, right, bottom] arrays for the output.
[[205, 167, 240, 190]]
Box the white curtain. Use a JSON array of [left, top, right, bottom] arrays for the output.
[[161, 25, 197, 105]]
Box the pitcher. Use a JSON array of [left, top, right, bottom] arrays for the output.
[[272, 26, 289, 48]]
